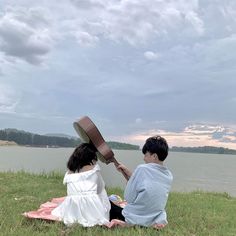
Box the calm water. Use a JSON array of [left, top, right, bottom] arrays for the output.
[[1, 146, 236, 197]]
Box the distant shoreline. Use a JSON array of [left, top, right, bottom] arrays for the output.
[[170, 146, 236, 155], [2, 128, 235, 154], [0, 128, 139, 150], [1, 142, 236, 155]]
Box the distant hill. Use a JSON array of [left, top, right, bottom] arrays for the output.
[[45, 133, 139, 150], [107, 141, 139, 150], [0, 128, 80, 148], [1, 129, 235, 153], [44, 133, 78, 140], [0, 129, 139, 150], [170, 146, 236, 155]]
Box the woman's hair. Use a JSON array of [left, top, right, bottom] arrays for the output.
[[67, 143, 98, 172], [142, 135, 169, 161]]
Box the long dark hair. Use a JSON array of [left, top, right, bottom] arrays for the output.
[[67, 143, 97, 172]]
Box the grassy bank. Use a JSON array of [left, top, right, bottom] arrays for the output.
[[1, 172, 236, 236]]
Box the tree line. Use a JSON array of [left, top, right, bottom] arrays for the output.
[[0, 129, 80, 147], [171, 146, 236, 155], [0, 128, 140, 150]]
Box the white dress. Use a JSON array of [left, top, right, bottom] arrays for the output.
[[51, 164, 111, 227]]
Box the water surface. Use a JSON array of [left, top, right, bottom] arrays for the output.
[[1, 146, 236, 196]]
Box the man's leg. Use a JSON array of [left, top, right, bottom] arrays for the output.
[[109, 200, 125, 221]]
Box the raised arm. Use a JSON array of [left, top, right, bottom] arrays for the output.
[[116, 163, 132, 180]]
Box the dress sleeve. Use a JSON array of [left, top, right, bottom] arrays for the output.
[[63, 171, 70, 185], [124, 166, 145, 203]]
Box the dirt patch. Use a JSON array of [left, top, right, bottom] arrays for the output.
[[0, 140, 18, 146]]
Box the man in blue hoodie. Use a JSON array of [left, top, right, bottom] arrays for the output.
[[110, 135, 173, 228]]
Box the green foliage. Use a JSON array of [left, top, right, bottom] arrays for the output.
[[1, 172, 236, 235], [107, 141, 139, 150], [0, 129, 81, 147], [171, 146, 236, 155]]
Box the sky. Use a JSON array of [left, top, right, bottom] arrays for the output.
[[0, 0, 236, 149]]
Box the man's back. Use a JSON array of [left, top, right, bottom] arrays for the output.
[[122, 163, 173, 226]]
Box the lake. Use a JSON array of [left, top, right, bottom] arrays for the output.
[[1, 146, 236, 197]]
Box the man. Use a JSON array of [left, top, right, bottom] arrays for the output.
[[109, 136, 173, 228]]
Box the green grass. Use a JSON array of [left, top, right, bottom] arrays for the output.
[[1, 171, 236, 236]]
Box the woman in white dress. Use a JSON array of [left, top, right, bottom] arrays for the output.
[[51, 143, 111, 227]]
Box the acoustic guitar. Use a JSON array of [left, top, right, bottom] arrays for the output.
[[73, 116, 129, 180]]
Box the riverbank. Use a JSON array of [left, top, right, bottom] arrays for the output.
[[1, 171, 236, 236]]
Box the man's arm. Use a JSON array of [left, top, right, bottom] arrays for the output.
[[116, 163, 132, 180]]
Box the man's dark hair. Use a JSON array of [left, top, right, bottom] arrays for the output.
[[142, 136, 169, 161], [67, 143, 98, 172]]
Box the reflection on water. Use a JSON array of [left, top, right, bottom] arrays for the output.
[[1, 146, 236, 196]]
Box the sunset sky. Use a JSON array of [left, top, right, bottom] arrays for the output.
[[0, 0, 236, 149]]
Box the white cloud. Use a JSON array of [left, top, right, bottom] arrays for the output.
[[135, 118, 142, 124], [185, 11, 204, 36], [121, 123, 236, 149], [66, 0, 205, 46], [144, 51, 161, 60], [184, 124, 226, 134], [0, 1, 209, 58], [75, 31, 99, 47]]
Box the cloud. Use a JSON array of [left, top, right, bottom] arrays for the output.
[[135, 118, 142, 124], [75, 31, 99, 47], [70, 0, 106, 10], [0, 0, 235, 150], [144, 51, 160, 60], [0, 6, 53, 65], [185, 11, 204, 36], [68, 0, 204, 46], [0, 83, 18, 113], [184, 124, 226, 135], [118, 123, 236, 149]]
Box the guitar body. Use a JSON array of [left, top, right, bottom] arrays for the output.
[[73, 116, 129, 180]]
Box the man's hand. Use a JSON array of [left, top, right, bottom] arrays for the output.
[[116, 163, 132, 180]]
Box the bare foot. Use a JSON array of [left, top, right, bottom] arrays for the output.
[[107, 219, 129, 228], [152, 223, 166, 229]]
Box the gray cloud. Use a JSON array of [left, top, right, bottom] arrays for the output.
[[0, 6, 53, 64], [0, 83, 18, 113], [70, 0, 106, 10], [65, 0, 205, 46], [0, 0, 235, 148]]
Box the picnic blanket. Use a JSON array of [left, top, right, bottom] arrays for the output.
[[23, 195, 127, 222], [23, 197, 65, 221], [23, 195, 165, 229]]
